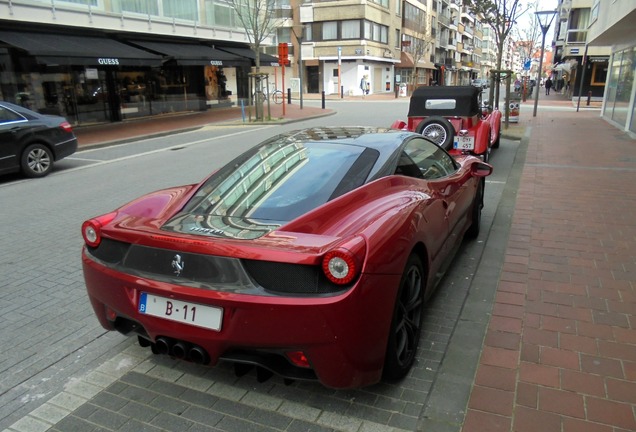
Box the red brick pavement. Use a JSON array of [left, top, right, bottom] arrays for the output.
[[463, 94, 636, 432], [73, 98, 336, 148]]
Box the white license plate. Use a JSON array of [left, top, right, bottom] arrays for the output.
[[139, 293, 223, 331], [453, 136, 475, 150]]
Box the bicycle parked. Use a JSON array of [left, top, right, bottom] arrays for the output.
[[253, 85, 284, 105]]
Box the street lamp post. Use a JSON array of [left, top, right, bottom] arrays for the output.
[[533, 10, 557, 117], [290, 25, 304, 109]]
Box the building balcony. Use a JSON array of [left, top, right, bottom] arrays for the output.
[[438, 14, 450, 27]]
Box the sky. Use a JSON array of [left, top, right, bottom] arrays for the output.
[[515, 0, 560, 43]]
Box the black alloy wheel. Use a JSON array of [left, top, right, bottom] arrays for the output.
[[21, 143, 53, 178], [383, 254, 425, 380], [465, 178, 485, 239]]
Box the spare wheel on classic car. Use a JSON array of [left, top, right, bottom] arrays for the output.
[[415, 116, 455, 150]]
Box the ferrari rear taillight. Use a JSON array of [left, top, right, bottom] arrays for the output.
[[59, 121, 73, 133], [321, 236, 366, 285], [82, 212, 117, 247]]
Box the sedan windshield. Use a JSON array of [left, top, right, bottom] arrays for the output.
[[179, 140, 379, 226]]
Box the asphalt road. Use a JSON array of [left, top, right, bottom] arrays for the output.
[[0, 99, 521, 432]]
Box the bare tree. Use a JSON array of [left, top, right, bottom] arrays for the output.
[[513, 1, 542, 74], [228, 0, 280, 120], [227, 0, 278, 72], [403, 7, 435, 90], [465, 0, 530, 107]]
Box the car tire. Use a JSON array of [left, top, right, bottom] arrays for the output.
[[492, 130, 501, 149], [483, 147, 490, 163], [383, 254, 425, 381], [21, 143, 53, 178], [466, 179, 485, 239], [415, 117, 455, 150]]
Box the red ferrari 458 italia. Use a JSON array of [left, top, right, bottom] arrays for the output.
[[82, 127, 492, 389]]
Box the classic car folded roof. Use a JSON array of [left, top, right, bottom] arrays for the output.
[[408, 85, 482, 118]]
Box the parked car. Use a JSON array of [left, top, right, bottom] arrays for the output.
[[81, 127, 493, 389], [0, 101, 78, 178], [391, 86, 502, 162], [471, 78, 489, 89]]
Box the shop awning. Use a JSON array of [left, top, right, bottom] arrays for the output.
[[128, 40, 250, 67], [395, 51, 436, 70], [552, 62, 575, 73], [0, 31, 162, 67], [217, 46, 280, 67]]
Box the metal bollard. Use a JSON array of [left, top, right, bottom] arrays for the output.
[[287, 88, 291, 105], [587, 91, 592, 106], [341, 85, 344, 99], [321, 91, 325, 109]]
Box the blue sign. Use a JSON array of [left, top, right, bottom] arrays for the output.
[[523, 58, 531, 70]]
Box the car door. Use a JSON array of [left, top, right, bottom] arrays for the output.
[[395, 137, 450, 270], [401, 137, 474, 259], [0, 105, 27, 175]]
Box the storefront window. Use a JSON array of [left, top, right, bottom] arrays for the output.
[[117, 70, 152, 119], [629, 47, 636, 135], [204, 66, 230, 103], [610, 49, 634, 128]]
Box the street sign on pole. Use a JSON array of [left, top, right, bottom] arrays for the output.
[[523, 58, 531, 70]]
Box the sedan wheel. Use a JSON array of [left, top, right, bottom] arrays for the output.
[[21, 144, 53, 178], [384, 254, 425, 381]]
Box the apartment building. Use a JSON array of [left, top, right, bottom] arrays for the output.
[[552, 0, 610, 99], [585, 0, 636, 136]]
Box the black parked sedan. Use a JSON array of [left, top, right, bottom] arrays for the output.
[[0, 101, 78, 178]]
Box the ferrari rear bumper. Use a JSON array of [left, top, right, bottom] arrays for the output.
[[82, 250, 401, 389]]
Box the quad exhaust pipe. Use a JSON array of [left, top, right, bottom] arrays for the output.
[[141, 336, 210, 365]]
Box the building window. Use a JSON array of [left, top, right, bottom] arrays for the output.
[[342, 20, 361, 39], [60, 0, 98, 5], [164, 0, 198, 21], [205, 0, 236, 27], [365, 21, 388, 44], [323, 22, 338, 40], [114, 0, 159, 15], [369, 0, 389, 7], [590, 61, 608, 86]]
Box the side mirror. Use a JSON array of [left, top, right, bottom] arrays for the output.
[[472, 161, 493, 177]]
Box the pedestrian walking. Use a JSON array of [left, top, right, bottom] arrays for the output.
[[545, 77, 553, 95], [360, 75, 368, 97]]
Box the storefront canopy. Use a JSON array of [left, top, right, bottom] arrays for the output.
[[217, 47, 280, 67], [0, 31, 162, 67], [128, 40, 250, 67], [395, 51, 436, 70]]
